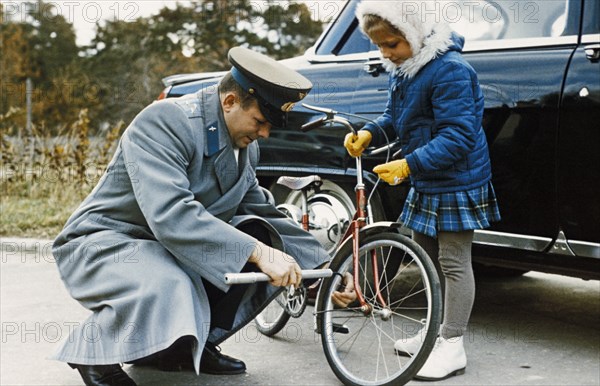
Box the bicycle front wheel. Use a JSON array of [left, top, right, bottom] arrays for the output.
[[316, 232, 442, 386]]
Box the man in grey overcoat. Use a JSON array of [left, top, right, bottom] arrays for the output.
[[51, 47, 337, 386]]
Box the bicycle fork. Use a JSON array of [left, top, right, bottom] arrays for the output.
[[345, 157, 388, 315]]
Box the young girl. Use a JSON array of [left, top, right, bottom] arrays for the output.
[[345, 1, 501, 381]]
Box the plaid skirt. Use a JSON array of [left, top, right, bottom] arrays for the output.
[[399, 182, 501, 238]]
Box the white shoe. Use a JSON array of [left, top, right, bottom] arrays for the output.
[[394, 329, 427, 356], [414, 336, 467, 381]]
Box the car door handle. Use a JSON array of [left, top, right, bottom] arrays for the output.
[[364, 60, 385, 76], [584, 44, 600, 62]]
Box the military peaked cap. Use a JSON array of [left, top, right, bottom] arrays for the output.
[[228, 46, 313, 128]]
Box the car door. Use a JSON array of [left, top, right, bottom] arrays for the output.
[[556, 0, 600, 258]]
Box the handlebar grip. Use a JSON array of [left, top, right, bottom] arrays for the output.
[[224, 269, 333, 285], [300, 117, 327, 132]]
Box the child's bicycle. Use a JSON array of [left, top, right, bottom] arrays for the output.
[[225, 105, 443, 386]]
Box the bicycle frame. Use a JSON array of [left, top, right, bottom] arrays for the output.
[[229, 106, 399, 316], [325, 115, 388, 315]]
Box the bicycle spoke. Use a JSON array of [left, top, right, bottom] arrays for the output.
[[319, 233, 442, 386], [387, 286, 428, 307], [328, 310, 372, 358]]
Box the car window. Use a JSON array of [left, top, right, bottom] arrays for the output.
[[315, 0, 576, 58], [337, 20, 376, 55], [316, 1, 368, 55], [582, 0, 600, 35], [444, 0, 573, 41]]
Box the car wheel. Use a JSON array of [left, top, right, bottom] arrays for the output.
[[271, 179, 384, 254]]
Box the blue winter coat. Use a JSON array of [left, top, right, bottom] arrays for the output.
[[364, 33, 492, 194]]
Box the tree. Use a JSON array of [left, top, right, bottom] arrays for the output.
[[2, 0, 324, 132], [84, 9, 202, 127], [1, 1, 84, 132], [84, 0, 323, 127], [1, 21, 30, 127], [258, 1, 324, 59], [178, 1, 323, 67]]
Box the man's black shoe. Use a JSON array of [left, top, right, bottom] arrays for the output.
[[128, 336, 195, 372], [68, 363, 137, 386], [199, 342, 246, 375]]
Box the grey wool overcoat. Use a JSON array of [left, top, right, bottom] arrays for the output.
[[51, 87, 330, 373]]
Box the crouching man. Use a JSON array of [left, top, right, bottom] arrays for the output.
[[51, 47, 351, 386]]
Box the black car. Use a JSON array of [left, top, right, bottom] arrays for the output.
[[160, 0, 600, 279]]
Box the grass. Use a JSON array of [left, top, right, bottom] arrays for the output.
[[1, 193, 87, 239], [1, 109, 122, 239]]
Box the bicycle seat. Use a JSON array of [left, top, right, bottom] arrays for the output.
[[277, 175, 322, 191]]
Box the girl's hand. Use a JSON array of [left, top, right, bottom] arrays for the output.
[[344, 131, 372, 157], [373, 159, 410, 185], [332, 272, 357, 308]]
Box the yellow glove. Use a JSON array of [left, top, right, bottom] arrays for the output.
[[373, 159, 411, 186], [344, 131, 372, 158]]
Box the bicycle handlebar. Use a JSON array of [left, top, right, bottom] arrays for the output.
[[301, 103, 404, 160], [301, 103, 337, 116], [300, 116, 328, 132], [301, 103, 357, 134], [224, 268, 333, 285]]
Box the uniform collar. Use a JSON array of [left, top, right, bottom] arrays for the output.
[[202, 88, 232, 157]]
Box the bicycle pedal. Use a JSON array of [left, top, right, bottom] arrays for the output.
[[332, 323, 349, 334]]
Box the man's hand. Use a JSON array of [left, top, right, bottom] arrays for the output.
[[248, 242, 302, 287], [373, 159, 410, 185], [332, 272, 357, 308], [344, 131, 372, 158]]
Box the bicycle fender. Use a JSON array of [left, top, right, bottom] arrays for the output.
[[333, 221, 402, 256]]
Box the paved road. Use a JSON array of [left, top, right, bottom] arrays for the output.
[[1, 238, 599, 385]]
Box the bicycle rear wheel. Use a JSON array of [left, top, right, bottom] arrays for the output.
[[254, 290, 291, 336], [316, 232, 442, 386]]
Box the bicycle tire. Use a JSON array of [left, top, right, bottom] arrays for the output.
[[254, 290, 292, 337], [316, 232, 442, 386]]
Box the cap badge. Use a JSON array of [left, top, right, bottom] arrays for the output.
[[281, 102, 296, 112]]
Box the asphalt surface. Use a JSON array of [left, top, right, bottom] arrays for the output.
[[1, 237, 599, 386]]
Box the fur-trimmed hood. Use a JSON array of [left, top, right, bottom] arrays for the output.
[[356, 1, 462, 78]]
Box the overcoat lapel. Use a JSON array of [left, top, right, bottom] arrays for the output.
[[214, 148, 238, 193], [198, 89, 255, 217], [206, 164, 253, 218]]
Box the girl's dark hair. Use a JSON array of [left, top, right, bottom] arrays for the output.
[[219, 72, 257, 110], [361, 14, 405, 39]]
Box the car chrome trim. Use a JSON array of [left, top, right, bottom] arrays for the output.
[[582, 34, 600, 44], [306, 36, 579, 64], [473, 230, 552, 251], [549, 230, 576, 256], [569, 240, 600, 259], [464, 36, 578, 51], [306, 52, 379, 64], [548, 230, 600, 259], [162, 71, 226, 86], [474, 230, 600, 259]]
